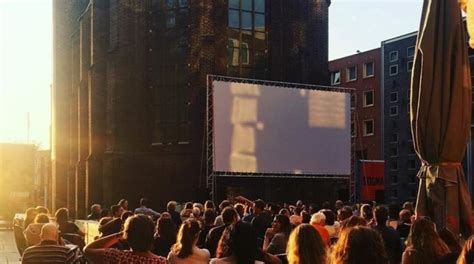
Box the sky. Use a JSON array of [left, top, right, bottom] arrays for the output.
[[0, 0, 424, 149]]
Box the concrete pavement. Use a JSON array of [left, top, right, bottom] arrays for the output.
[[0, 230, 20, 264]]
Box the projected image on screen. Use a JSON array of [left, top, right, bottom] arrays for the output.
[[212, 80, 351, 175]]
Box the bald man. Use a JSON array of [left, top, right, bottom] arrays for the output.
[[21, 223, 79, 263]]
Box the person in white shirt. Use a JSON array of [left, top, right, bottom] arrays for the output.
[[167, 219, 210, 264]]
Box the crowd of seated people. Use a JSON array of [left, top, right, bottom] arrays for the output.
[[16, 197, 474, 264]]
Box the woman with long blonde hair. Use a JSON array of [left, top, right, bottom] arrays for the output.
[[168, 219, 210, 264], [287, 224, 327, 264]]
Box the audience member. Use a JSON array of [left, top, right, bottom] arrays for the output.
[[84, 214, 167, 263], [180, 202, 194, 219], [334, 200, 344, 211], [23, 208, 38, 230], [290, 207, 303, 226], [402, 218, 451, 264], [360, 204, 373, 225], [99, 205, 125, 237], [135, 198, 161, 219], [341, 215, 367, 230], [22, 223, 80, 264], [301, 211, 311, 224], [387, 204, 401, 229], [457, 235, 474, 264], [279, 208, 290, 218], [372, 205, 402, 264], [215, 200, 233, 226], [310, 212, 330, 245], [438, 228, 461, 263], [330, 226, 388, 264], [87, 204, 102, 220], [23, 213, 50, 246], [337, 206, 353, 224], [287, 223, 327, 264], [168, 219, 210, 264], [204, 200, 216, 211], [118, 199, 129, 210], [198, 209, 216, 248], [153, 216, 177, 257], [320, 209, 339, 239], [55, 208, 85, 238], [263, 214, 291, 255], [205, 207, 238, 257], [396, 209, 412, 240], [234, 203, 245, 219], [35, 206, 49, 215], [167, 201, 182, 228]]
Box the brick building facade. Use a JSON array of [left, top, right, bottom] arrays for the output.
[[52, 0, 333, 217]]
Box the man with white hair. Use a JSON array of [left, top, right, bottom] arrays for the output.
[[310, 212, 330, 245], [21, 223, 79, 263]]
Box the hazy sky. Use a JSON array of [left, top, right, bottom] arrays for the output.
[[0, 0, 424, 149]]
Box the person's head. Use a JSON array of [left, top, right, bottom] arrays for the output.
[[279, 208, 290, 218], [308, 203, 319, 215], [310, 212, 326, 226], [100, 208, 110, 218], [438, 228, 461, 254], [342, 216, 367, 230], [34, 213, 50, 224], [40, 223, 59, 242], [204, 209, 217, 226], [406, 218, 450, 261], [330, 226, 388, 264], [322, 201, 331, 210], [193, 203, 203, 212], [287, 224, 327, 264], [457, 235, 474, 264], [402, 201, 414, 214], [25, 207, 38, 225], [320, 209, 335, 226], [253, 199, 265, 215], [294, 206, 303, 216], [272, 214, 291, 237], [219, 200, 232, 212], [335, 200, 344, 210], [111, 205, 124, 218], [35, 206, 49, 215], [337, 206, 353, 222], [192, 207, 201, 218], [123, 214, 155, 252], [90, 204, 102, 215], [296, 200, 304, 208], [55, 208, 69, 225], [234, 203, 245, 217], [156, 216, 177, 241], [172, 219, 201, 258], [204, 200, 215, 211], [184, 202, 193, 210], [140, 198, 149, 207], [399, 209, 412, 224], [167, 201, 177, 212], [217, 221, 258, 264], [118, 199, 128, 209], [374, 205, 389, 226], [222, 206, 239, 225], [360, 204, 373, 221], [121, 210, 133, 222], [301, 210, 311, 224]]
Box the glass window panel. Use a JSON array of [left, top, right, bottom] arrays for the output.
[[241, 47, 250, 65], [228, 47, 240, 66], [255, 31, 265, 40], [242, 0, 252, 11], [228, 38, 240, 48], [166, 0, 175, 9], [229, 0, 239, 9], [255, 13, 265, 31], [255, 0, 265, 12], [242, 11, 252, 30], [229, 9, 240, 28], [229, 28, 240, 40], [166, 12, 176, 28], [178, 0, 188, 8]]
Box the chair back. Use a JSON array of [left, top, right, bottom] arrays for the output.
[[13, 224, 28, 256]]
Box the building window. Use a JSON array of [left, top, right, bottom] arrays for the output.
[[363, 62, 374, 78], [392, 188, 398, 198], [331, 71, 341, 85], [390, 144, 398, 157], [408, 158, 417, 170], [391, 160, 398, 171], [407, 60, 414, 72], [390, 105, 398, 116], [350, 93, 356, 109], [351, 121, 356, 138], [347, 66, 357, 82], [363, 119, 374, 136], [391, 133, 398, 142], [391, 174, 398, 184], [390, 92, 398, 103], [389, 51, 398, 62], [228, 0, 267, 78], [363, 90, 374, 107], [389, 64, 398, 76], [407, 46, 415, 58]]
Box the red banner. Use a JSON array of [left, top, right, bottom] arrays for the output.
[[360, 161, 385, 201]]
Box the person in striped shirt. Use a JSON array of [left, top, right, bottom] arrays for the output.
[[21, 223, 79, 264]]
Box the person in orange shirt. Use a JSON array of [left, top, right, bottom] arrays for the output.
[[310, 212, 330, 245]]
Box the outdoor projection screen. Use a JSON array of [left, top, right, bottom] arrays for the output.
[[212, 79, 351, 176]]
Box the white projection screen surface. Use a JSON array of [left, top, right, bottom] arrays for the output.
[[212, 80, 351, 176]]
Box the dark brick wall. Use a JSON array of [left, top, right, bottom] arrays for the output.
[[53, 0, 332, 215]]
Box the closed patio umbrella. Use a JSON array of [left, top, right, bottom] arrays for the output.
[[411, 0, 472, 236]]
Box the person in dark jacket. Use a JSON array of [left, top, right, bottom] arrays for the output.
[[372, 205, 402, 264]]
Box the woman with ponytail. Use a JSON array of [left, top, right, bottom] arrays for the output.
[[168, 219, 210, 264]]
